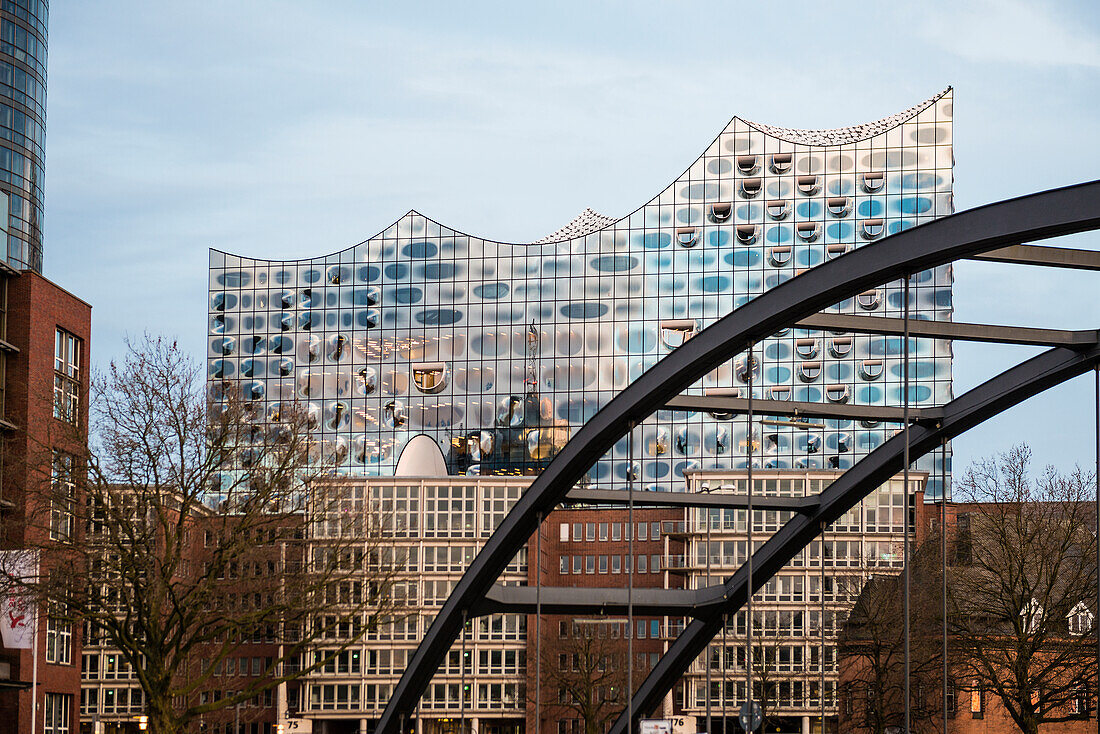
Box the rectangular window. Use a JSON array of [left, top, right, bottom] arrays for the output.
[[572, 556, 581, 574], [50, 452, 75, 542], [611, 555, 621, 574], [651, 521, 660, 540], [651, 554, 660, 573], [585, 555, 595, 574], [970, 682, 983, 718], [44, 693, 71, 734], [598, 555, 608, 573], [559, 523, 569, 542], [54, 329, 81, 423], [612, 523, 621, 541], [638, 555, 647, 573], [45, 615, 72, 664], [638, 523, 647, 541], [559, 555, 568, 574], [585, 523, 595, 542], [946, 679, 956, 717], [572, 523, 582, 542], [599, 523, 608, 541]]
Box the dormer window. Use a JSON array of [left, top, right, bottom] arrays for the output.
[[710, 202, 733, 222], [676, 227, 698, 248], [770, 153, 793, 174], [796, 338, 819, 359], [768, 246, 792, 266], [736, 155, 760, 174], [857, 289, 881, 310], [799, 361, 822, 382], [826, 243, 849, 259], [861, 218, 885, 240], [862, 171, 885, 193], [827, 197, 851, 217], [660, 320, 697, 349], [1068, 602, 1094, 635], [825, 384, 850, 404], [796, 222, 820, 242], [859, 360, 883, 381], [412, 362, 448, 394], [766, 199, 791, 220], [736, 224, 760, 245], [796, 175, 820, 195], [739, 178, 762, 199], [1021, 599, 1044, 634]]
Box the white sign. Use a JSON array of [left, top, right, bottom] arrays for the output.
[[0, 551, 37, 649], [640, 719, 672, 734]]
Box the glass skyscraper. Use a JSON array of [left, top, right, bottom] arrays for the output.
[[0, 0, 46, 272], [208, 89, 955, 499]]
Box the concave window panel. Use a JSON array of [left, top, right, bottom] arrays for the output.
[[861, 171, 885, 193], [676, 227, 698, 248], [798, 361, 822, 382], [861, 218, 885, 240], [826, 197, 851, 217], [796, 222, 820, 242], [857, 289, 881, 310], [739, 178, 762, 199], [770, 386, 791, 401], [825, 384, 850, 404], [711, 202, 733, 222], [826, 243, 849, 259], [768, 246, 792, 267], [703, 386, 742, 421], [829, 337, 852, 357], [770, 152, 793, 174], [659, 320, 698, 349], [859, 359, 884, 381], [766, 199, 791, 220], [412, 362, 448, 394], [795, 338, 818, 359], [736, 155, 760, 174], [796, 175, 820, 195], [735, 224, 760, 245]]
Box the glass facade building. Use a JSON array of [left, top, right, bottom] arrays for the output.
[[208, 89, 954, 499], [0, 0, 45, 272]]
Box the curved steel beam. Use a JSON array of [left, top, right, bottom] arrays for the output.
[[378, 180, 1100, 733], [610, 340, 1100, 734]]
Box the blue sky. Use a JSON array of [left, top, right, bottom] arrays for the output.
[[45, 1, 1099, 475]]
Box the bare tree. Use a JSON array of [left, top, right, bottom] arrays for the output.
[[948, 445, 1098, 734], [538, 619, 629, 734], [838, 554, 943, 734], [0, 335, 406, 733]]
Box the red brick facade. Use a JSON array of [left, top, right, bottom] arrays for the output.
[[0, 269, 92, 734]]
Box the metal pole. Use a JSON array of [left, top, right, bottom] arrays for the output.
[[941, 439, 948, 734], [461, 609, 468, 734], [903, 275, 911, 733], [706, 474, 712, 734], [1094, 366, 1098, 720], [535, 510, 542, 734], [747, 342, 755, 730], [820, 521, 826, 734], [628, 420, 635, 734]]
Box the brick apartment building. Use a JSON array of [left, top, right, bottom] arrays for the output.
[[0, 266, 92, 734]]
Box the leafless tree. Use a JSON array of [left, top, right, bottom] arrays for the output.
[[948, 444, 1098, 734], [839, 536, 946, 734], [0, 335, 406, 734], [537, 618, 629, 734]]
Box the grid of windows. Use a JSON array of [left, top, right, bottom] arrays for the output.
[[207, 91, 955, 502]]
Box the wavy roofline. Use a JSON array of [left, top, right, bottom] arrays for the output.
[[210, 87, 953, 264]]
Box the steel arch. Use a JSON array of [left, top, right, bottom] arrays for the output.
[[377, 180, 1100, 733], [609, 341, 1100, 734]]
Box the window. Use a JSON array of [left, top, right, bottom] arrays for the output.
[[946, 679, 956, 717], [44, 693, 71, 734], [585, 523, 595, 541], [559, 523, 569, 542], [45, 614, 72, 664], [50, 452, 75, 541], [612, 523, 621, 541], [970, 681, 983, 718], [54, 329, 81, 423], [559, 555, 568, 574], [599, 523, 608, 541]]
